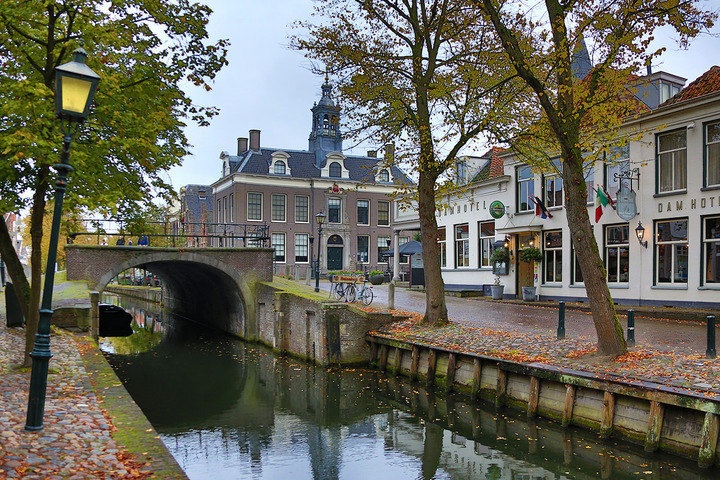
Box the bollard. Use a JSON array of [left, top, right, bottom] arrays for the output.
[[388, 280, 395, 310], [627, 310, 635, 347], [707, 315, 716, 359], [557, 301, 566, 339]]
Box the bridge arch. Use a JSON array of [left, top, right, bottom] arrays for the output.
[[65, 245, 274, 336]]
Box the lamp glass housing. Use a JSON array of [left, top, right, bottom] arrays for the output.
[[59, 76, 93, 115], [316, 212, 326, 225], [54, 48, 100, 121], [635, 222, 645, 243]]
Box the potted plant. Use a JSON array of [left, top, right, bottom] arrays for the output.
[[368, 270, 385, 285], [518, 247, 543, 301], [490, 275, 504, 300]]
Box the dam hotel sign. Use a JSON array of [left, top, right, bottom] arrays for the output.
[[435, 65, 720, 309]]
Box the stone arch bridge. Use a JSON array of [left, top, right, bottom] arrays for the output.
[[64, 245, 273, 336]]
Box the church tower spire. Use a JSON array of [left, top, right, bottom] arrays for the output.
[[309, 77, 343, 168]]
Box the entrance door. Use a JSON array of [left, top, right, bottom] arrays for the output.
[[327, 247, 343, 270], [515, 233, 536, 294]]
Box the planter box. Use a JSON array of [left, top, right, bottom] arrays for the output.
[[522, 286, 537, 301], [490, 285, 504, 300]]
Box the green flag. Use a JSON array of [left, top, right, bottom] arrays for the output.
[[596, 187, 609, 207]]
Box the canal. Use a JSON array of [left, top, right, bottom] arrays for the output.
[[99, 294, 719, 480]]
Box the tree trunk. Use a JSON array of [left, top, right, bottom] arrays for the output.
[[562, 150, 626, 356], [418, 169, 448, 326], [24, 165, 51, 366], [0, 216, 31, 322]]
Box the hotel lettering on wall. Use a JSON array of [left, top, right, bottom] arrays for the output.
[[657, 195, 720, 212]]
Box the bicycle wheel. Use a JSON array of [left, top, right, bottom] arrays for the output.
[[333, 283, 345, 300], [362, 287, 374, 306], [345, 284, 357, 302]]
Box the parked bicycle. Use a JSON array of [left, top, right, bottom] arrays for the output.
[[355, 281, 374, 306], [332, 281, 356, 302]]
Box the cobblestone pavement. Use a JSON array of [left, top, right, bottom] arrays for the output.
[[0, 327, 152, 479]]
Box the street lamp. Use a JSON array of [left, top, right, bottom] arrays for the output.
[[309, 235, 315, 282], [635, 221, 648, 248], [26, 47, 100, 431], [314, 212, 326, 292]]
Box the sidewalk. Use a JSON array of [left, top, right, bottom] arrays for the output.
[[0, 326, 185, 479]]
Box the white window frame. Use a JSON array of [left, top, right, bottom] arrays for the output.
[[377, 236, 390, 264], [294, 234, 309, 263], [438, 227, 447, 268], [605, 224, 630, 284], [357, 199, 370, 226], [655, 218, 688, 285], [455, 223, 470, 268], [377, 200, 390, 226], [357, 235, 370, 264], [271, 233, 286, 263], [295, 195, 309, 223], [478, 221, 495, 268], [247, 192, 263, 221], [271, 194, 286, 223], [328, 197, 342, 224], [543, 230, 563, 284], [703, 215, 720, 285], [657, 130, 687, 194], [705, 121, 720, 188], [517, 165, 535, 213]]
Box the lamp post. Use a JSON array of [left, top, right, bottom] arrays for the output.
[[309, 235, 315, 283], [25, 47, 100, 431], [314, 212, 326, 292]]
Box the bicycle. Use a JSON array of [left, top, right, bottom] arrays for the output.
[[332, 282, 356, 302], [354, 281, 374, 306]]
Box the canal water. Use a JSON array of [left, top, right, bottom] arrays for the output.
[[99, 294, 719, 480]]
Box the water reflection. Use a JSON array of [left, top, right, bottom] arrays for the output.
[[102, 295, 719, 480]]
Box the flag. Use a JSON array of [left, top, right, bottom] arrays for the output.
[[603, 186, 616, 209], [531, 196, 552, 219], [595, 186, 610, 222]]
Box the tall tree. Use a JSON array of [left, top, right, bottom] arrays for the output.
[[0, 1, 228, 364], [293, 0, 527, 325], [475, 0, 715, 355]]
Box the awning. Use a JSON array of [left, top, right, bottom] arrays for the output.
[[495, 225, 543, 234], [384, 240, 423, 256]]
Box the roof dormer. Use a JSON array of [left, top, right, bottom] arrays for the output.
[[321, 152, 349, 179], [269, 151, 292, 176]]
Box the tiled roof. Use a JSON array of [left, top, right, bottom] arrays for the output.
[[662, 66, 720, 106], [228, 147, 413, 186]]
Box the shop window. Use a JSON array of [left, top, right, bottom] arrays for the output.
[[605, 224, 629, 283], [271, 233, 285, 263], [357, 200, 369, 225], [706, 121, 720, 188], [543, 230, 562, 283], [655, 219, 688, 284], [703, 216, 720, 285], [657, 130, 687, 193], [357, 235, 369, 263], [455, 224, 470, 268], [516, 165, 535, 212], [328, 197, 341, 223], [247, 192, 262, 221], [478, 221, 495, 268], [438, 227, 447, 268], [271, 194, 286, 222], [295, 234, 309, 263]]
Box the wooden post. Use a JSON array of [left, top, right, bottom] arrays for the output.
[[644, 400, 664, 452], [562, 385, 576, 428], [426, 349, 437, 386], [599, 391, 616, 439], [527, 376, 540, 418], [445, 353, 457, 391], [369, 341, 378, 366], [378, 344, 389, 371], [495, 366, 507, 408], [393, 346, 403, 376], [410, 345, 420, 380], [698, 412, 720, 468], [472, 358, 482, 398]]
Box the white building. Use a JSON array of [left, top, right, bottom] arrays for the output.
[[437, 65, 720, 309]]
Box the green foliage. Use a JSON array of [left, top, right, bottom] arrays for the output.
[[518, 247, 542, 264], [490, 248, 509, 264], [368, 271, 384, 276]]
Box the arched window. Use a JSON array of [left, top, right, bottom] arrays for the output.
[[273, 160, 286, 175], [379, 169, 390, 182], [323, 114, 329, 134], [329, 161, 342, 178]]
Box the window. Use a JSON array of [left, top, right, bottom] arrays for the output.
[[456, 160, 467, 184], [455, 224, 470, 268], [583, 158, 595, 204], [329, 162, 342, 178], [273, 160, 286, 175], [295, 234, 309, 263], [660, 81, 680, 103], [438, 227, 447, 268], [229, 194, 234, 221], [247, 193, 262, 221], [223, 196, 228, 223], [271, 233, 285, 263], [543, 166, 563, 208], [655, 219, 688, 284], [517, 166, 535, 212], [605, 145, 630, 200], [377, 236, 390, 263], [198, 189, 206, 200], [379, 169, 390, 182], [357, 235, 369, 263], [328, 197, 341, 223], [571, 249, 584, 284], [703, 216, 720, 285], [706, 121, 720, 188], [399, 236, 410, 264], [478, 221, 495, 268], [605, 224, 630, 283], [657, 130, 687, 193], [357, 200, 369, 225], [295, 195, 309, 223], [377, 201, 390, 226], [271, 194, 286, 222], [543, 231, 562, 283]]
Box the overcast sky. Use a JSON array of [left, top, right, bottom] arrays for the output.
[[169, 0, 720, 190]]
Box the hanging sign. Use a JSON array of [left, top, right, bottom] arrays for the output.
[[616, 184, 638, 221], [489, 200, 505, 219]]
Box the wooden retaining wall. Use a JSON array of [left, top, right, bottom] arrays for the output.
[[367, 335, 720, 468]]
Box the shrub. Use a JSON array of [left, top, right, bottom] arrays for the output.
[[518, 247, 543, 263]]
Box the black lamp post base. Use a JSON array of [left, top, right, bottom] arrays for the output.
[[26, 334, 54, 431]]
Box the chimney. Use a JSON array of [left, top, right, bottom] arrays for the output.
[[367, 150, 377, 158], [646, 64, 652, 76], [237, 137, 248, 154], [384, 143, 394, 163], [249, 129, 261, 151]]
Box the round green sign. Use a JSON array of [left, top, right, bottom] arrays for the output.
[[489, 200, 505, 219]]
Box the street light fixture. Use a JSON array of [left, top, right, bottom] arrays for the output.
[[26, 47, 100, 431], [314, 212, 326, 292], [635, 221, 648, 248]]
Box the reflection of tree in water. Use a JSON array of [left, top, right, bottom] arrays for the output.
[[485, 464, 501, 480]]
